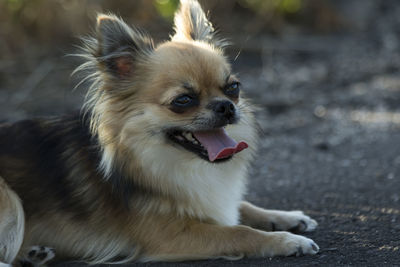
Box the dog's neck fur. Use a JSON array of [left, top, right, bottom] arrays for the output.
[[95, 122, 252, 226], [88, 97, 256, 226]]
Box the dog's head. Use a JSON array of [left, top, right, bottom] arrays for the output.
[[78, 0, 257, 176]]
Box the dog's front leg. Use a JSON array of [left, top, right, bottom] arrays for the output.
[[137, 216, 318, 261], [239, 201, 318, 233]]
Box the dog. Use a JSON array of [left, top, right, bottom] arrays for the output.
[[0, 0, 319, 265]]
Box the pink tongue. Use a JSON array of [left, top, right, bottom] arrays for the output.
[[193, 128, 248, 162]]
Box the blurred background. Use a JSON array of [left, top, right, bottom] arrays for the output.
[[1, 0, 400, 122], [1, 0, 399, 122], [1, 1, 400, 264]]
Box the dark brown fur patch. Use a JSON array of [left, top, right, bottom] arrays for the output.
[[0, 114, 136, 220]]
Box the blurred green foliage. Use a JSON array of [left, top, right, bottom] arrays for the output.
[[0, 0, 342, 55], [6, 0, 23, 11], [154, 0, 180, 20], [239, 0, 302, 14], [2, 0, 309, 22], [153, 0, 304, 20]]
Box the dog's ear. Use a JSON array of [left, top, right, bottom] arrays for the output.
[[172, 0, 225, 48], [96, 14, 154, 78]]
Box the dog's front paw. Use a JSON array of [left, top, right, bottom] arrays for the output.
[[21, 246, 56, 267], [240, 203, 318, 233], [272, 211, 318, 233], [262, 232, 319, 257]]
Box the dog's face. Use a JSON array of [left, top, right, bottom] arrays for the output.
[[84, 0, 256, 173], [138, 41, 251, 163]]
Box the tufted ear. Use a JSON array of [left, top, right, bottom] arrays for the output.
[[171, 0, 225, 48], [96, 14, 154, 78]]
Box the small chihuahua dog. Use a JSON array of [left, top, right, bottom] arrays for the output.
[[0, 0, 318, 265]]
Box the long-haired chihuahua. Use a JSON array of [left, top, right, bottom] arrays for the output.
[[0, 0, 318, 265]]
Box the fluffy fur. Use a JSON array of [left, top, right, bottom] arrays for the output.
[[0, 1, 319, 265]]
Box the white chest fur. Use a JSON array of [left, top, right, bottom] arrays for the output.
[[137, 143, 249, 226]]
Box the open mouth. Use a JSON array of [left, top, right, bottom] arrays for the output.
[[167, 128, 248, 163]]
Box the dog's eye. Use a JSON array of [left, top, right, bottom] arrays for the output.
[[224, 82, 240, 97], [173, 95, 193, 106], [170, 94, 198, 113]]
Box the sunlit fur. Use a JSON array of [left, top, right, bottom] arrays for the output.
[[83, 41, 257, 225], [73, 10, 258, 226], [0, 1, 319, 265]]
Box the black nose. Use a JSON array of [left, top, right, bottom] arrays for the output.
[[213, 101, 236, 119]]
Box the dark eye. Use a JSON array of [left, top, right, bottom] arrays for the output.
[[224, 82, 240, 97], [173, 95, 193, 106], [170, 94, 199, 113]]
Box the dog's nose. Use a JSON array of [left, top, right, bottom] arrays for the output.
[[213, 101, 236, 119]]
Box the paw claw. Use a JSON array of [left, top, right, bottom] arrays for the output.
[[311, 242, 319, 253], [292, 212, 318, 232]]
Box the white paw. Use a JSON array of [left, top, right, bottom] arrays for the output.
[[271, 210, 318, 233], [283, 232, 319, 256], [24, 246, 56, 266], [267, 232, 319, 257]]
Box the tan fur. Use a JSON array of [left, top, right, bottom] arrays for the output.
[[23, 204, 316, 262]]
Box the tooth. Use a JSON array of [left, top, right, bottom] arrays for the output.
[[184, 132, 194, 141]]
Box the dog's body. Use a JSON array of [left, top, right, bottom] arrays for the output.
[[0, 1, 319, 265]]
